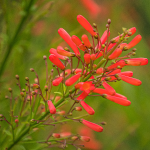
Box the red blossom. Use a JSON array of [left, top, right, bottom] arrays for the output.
[[81, 119, 103, 132], [84, 53, 91, 64], [102, 82, 116, 95], [82, 34, 91, 47], [49, 54, 65, 70], [52, 77, 63, 86], [47, 100, 56, 114]]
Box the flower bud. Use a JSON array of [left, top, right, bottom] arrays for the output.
[[52, 133, 60, 138], [80, 101, 95, 115], [102, 82, 116, 95], [75, 107, 82, 111], [52, 77, 63, 86], [65, 73, 81, 86], [118, 71, 133, 77], [77, 15, 97, 36], [125, 58, 148, 66], [82, 34, 91, 47], [80, 136, 90, 142], [96, 67, 103, 74], [84, 53, 91, 64], [102, 94, 131, 106], [93, 88, 110, 95], [49, 54, 65, 70], [15, 119, 19, 123], [47, 100, 56, 114], [118, 74, 142, 86], [57, 48, 75, 57], [81, 119, 103, 132], [15, 75, 19, 79], [108, 48, 122, 60], [58, 28, 80, 56]]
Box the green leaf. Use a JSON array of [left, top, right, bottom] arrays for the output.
[[54, 92, 63, 96], [12, 145, 26, 150], [40, 101, 45, 105], [3, 129, 12, 138]]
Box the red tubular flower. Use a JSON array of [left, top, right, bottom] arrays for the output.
[[82, 34, 91, 47], [58, 28, 80, 56], [84, 53, 91, 64], [96, 67, 103, 74], [118, 74, 142, 86], [81, 119, 103, 132], [49, 54, 65, 70], [108, 48, 122, 60], [47, 100, 56, 114], [71, 35, 86, 51], [118, 71, 133, 77], [93, 88, 111, 95], [128, 27, 136, 36], [75, 82, 84, 89], [90, 54, 96, 60], [125, 58, 148, 66], [52, 77, 63, 86], [114, 93, 127, 100], [107, 60, 126, 70], [91, 52, 103, 60], [102, 82, 116, 95], [65, 73, 81, 86], [80, 101, 95, 115], [77, 15, 97, 36], [77, 91, 91, 100], [80, 136, 90, 142], [52, 133, 60, 138], [107, 43, 116, 51], [124, 34, 142, 50], [49, 48, 67, 60], [119, 43, 127, 50], [103, 94, 131, 106], [57, 48, 74, 57]]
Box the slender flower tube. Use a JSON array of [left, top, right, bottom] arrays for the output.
[[128, 27, 136, 36], [93, 88, 110, 95], [49, 48, 67, 60], [125, 58, 148, 66], [107, 60, 126, 70], [102, 82, 116, 95], [71, 35, 86, 51], [52, 77, 63, 86], [102, 94, 131, 106], [84, 53, 91, 64], [80, 101, 95, 115], [114, 93, 127, 100], [81, 119, 103, 132], [124, 34, 142, 50], [77, 91, 91, 100], [77, 15, 97, 36], [57, 48, 75, 57], [58, 28, 80, 56], [82, 34, 91, 47], [49, 54, 65, 70], [47, 100, 56, 114], [108, 48, 122, 60], [118, 74, 142, 86], [80, 136, 90, 142], [65, 73, 81, 86], [118, 71, 133, 77]]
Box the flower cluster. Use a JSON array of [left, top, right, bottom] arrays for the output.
[[49, 14, 148, 132]]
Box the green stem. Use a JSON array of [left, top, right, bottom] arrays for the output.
[[0, 0, 35, 80]]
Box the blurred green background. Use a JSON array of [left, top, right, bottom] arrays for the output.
[[0, 0, 150, 150]]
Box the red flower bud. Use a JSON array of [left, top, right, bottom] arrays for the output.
[[65, 73, 81, 86], [77, 91, 91, 100], [102, 82, 116, 95], [75, 107, 82, 111], [108, 48, 122, 60], [93, 88, 110, 95], [103, 94, 131, 106], [128, 27, 136, 36], [57, 110, 65, 115], [80, 136, 90, 142], [114, 93, 127, 100], [58, 28, 80, 56], [52, 77, 63, 86], [84, 53, 91, 64], [71, 35, 86, 51], [124, 34, 142, 50], [118, 71, 133, 77], [81, 119, 103, 132], [90, 54, 96, 60], [49, 48, 67, 60], [49, 54, 65, 70], [80, 100, 95, 115], [15, 119, 19, 123], [52, 133, 60, 138], [77, 15, 97, 36], [96, 67, 103, 74], [107, 60, 126, 70], [118, 74, 142, 86], [47, 100, 56, 114], [125, 58, 148, 66], [82, 34, 91, 47], [57, 48, 74, 57]]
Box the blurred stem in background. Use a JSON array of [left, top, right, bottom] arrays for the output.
[[0, 0, 36, 80]]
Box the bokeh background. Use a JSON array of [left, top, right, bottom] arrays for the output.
[[0, 0, 150, 150]]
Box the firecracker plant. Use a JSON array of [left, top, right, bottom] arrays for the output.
[[0, 15, 148, 150]]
